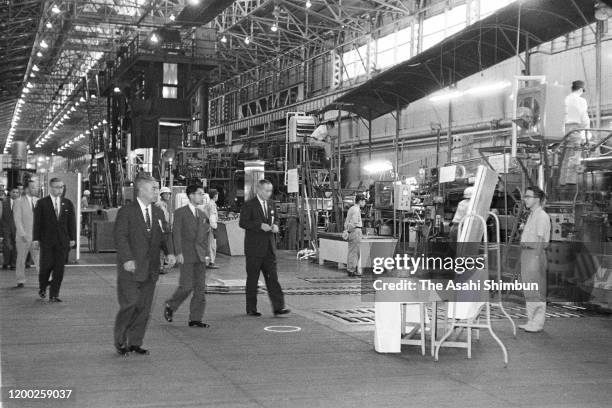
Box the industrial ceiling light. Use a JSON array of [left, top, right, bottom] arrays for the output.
[[40, 40, 48, 49], [188, 0, 200, 5], [46, 21, 53, 29], [30, 72, 35, 78], [102, 119, 107, 124], [26, 82, 33, 88], [32, 65, 39, 72], [23, 87, 30, 94], [51, 4, 61, 14], [36, 51, 43, 57], [113, 86, 121, 93], [220, 35, 227, 43], [306, 0, 312, 8], [244, 36, 250, 45], [70, 106, 76, 112], [79, 96, 86, 102], [271, 23, 278, 32], [150, 33, 159, 43], [169, 14, 176, 21]]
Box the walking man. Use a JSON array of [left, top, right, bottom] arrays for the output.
[[114, 175, 175, 356], [1, 186, 19, 270], [13, 180, 39, 288], [239, 179, 289, 317], [33, 178, 76, 302], [164, 184, 211, 328]]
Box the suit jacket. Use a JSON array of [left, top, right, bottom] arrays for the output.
[[1, 198, 16, 240], [114, 201, 172, 282], [239, 197, 277, 258], [172, 205, 210, 264], [33, 196, 76, 249], [13, 195, 38, 241]]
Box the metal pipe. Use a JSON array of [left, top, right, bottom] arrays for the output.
[[595, 20, 603, 129]]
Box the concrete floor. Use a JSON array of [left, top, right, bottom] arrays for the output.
[[1, 250, 611, 408]]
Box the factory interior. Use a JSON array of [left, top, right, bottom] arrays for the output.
[[1, 0, 612, 407]]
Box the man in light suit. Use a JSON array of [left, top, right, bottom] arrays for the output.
[[33, 178, 76, 302], [114, 175, 175, 356], [239, 179, 289, 317], [13, 180, 39, 288], [164, 184, 211, 327]]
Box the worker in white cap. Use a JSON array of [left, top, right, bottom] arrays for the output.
[[81, 189, 91, 210], [449, 186, 474, 245]]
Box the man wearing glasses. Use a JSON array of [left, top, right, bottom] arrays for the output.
[[519, 186, 551, 333]]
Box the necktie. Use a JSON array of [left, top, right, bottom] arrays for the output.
[[55, 198, 60, 218], [263, 200, 268, 221], [31, 198, 34, 212], [145, 207, 151, 230]]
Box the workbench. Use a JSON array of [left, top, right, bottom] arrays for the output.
[[318, 232, 397, 274]]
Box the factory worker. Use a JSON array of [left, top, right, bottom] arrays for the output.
[[560, 80, 590, 185], [519, 186, 551, 333], [449, 186, 474, 243], [310, 121, 335, 166], [344, 194, 366, 277]]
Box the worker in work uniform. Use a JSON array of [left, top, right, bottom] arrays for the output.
[[560, 80, 590, 185], [519, 186, 551, 333], [449, 186, 474, 244], [344, 194, 366, 277], [310, 121, 335, 168]]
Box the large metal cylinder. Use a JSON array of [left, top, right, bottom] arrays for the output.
[[11, 141, 27, 167]]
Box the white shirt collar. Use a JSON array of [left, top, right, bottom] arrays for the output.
[[188, 202, 197, 216]]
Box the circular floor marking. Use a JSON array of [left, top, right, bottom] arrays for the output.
[[264, 325, 302, 333]]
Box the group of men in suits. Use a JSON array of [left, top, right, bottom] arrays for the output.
[[2, 178, 76, 301], [113, 176, 289, 356]]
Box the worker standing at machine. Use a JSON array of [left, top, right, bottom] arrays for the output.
[[156, 186, 172, 274], [310, 120, 335, 167], [560, 80, 590, 185], [449, 186, 474, 244], [344, 194, 366, 277], [519, 186, 551, 333]]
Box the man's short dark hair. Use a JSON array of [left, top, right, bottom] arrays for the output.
[[186, 184, 203, 197], [325, 121, 335, 128], [10, 186, 19, 192], [49, 177, 63, 185], [208, 188, 218, 199], [526, 186, 545, 201], [16, 183, 23, 188], [134, 174, 157, 194], [355, 194, 366, 204], [258, 179, 272, 187]]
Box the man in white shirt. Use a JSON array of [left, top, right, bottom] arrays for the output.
[[13, 180, 39, 288], [310, 121, 335, 167], [560, 80, 590, 185], [205, 189, 219, 269]]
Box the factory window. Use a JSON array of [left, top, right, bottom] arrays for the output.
[[162, 63, 178, 99], [395, 26, 413, 63], [479, 0, 515, 20], [342, 44, 368, 82]]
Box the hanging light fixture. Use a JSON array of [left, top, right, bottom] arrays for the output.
[[150, 33, 159, 43], [244, 36, 250, 45], [40, 40, 48, 49], [36, 51, 43, 57], [169, 14, 176, 21], [51, 4, 61, 14], [271, 23, 278, 32], [46, 21, 53, 29], [220, 35, 227, 43], [306, 0, 312, 9]]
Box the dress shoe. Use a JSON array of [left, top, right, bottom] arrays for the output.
[[207, 263, 219, 269], [116, 344, 129, 356], [519, 324, 543, 333], [274, 308, 291, 316], [16, 283, 24, 288], [164, 304, 173, 322], [129, 346, 149, 355], [188, 321, 210, 328], [38, 289, 46, 299], [49, 297, 62, 303], [9, 266, 15, 270], [247, 311, 262, 317], [2, 265, 7, 270]]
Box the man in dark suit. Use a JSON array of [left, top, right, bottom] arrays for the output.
[[114, 175, 175, 356], [32, 178, 76, 302], [163, 184, 211, 327], [239, 179, 289, 317], [1, 186, 19, 270]]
